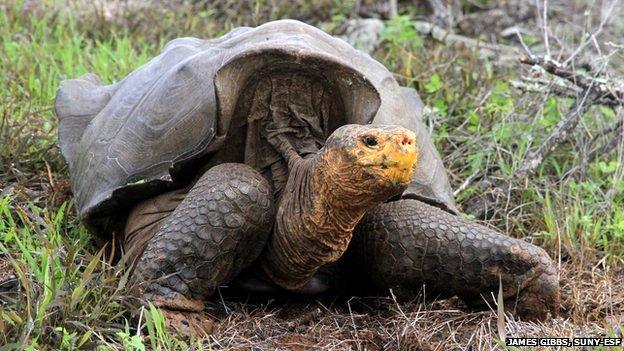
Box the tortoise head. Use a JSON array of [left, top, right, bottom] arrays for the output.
[[318, 124, 418, 204]]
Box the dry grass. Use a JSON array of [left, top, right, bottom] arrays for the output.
[[190, 262, 622, 350]]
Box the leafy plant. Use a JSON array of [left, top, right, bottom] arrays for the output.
[[380, 15, 423, 49]]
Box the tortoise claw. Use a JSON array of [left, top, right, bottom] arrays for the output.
[[512, 258, 560, 320], [145, 288, 205, 312]]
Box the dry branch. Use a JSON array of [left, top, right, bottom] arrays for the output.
[[411, 20, 520, 64], [587, 117, 624, 164], [514, 55, 623, 179], [511, 77, 619, 106], [519, 55, 624, 106], [515, 93, 594, 178]]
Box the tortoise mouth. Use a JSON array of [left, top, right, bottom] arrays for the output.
[[367, 157, 417, 188]]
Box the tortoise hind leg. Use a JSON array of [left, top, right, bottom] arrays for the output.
[[350, 199, 559, 320], [129, 163, 274, 313]]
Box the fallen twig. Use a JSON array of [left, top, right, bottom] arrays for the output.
[[519, 55, 624, 106], [411, 20, 521, 64], [514, 53, 623, 178], [587, 117, 624, 164], [511, 77, 620, 106], [516, 89, 596, 178]]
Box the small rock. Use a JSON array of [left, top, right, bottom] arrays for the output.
[[338, 18, 385, 55]]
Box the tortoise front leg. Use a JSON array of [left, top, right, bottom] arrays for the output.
[[129, 163, 274, 314], [350, 199, 560, 320]]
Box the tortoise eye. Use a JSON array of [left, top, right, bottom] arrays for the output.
[[363, 135, 378, 147]]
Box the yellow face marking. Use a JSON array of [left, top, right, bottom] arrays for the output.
[[351, 129, 418, 186], [381, 146, 418, 185]]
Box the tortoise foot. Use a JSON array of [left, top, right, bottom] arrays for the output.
[[128, 163, 274, 311], [351, 199, 560, 320], [146, 286, 205, 312], [161, 309, 215, 337], [506, 255, 560, 320], [143, 288, 212, 336]]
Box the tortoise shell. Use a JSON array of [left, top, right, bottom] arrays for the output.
[[55, 20, 456, 238]]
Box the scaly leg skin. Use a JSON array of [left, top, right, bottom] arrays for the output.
[[128, 163, 274, 333], [350, 199, 560, 320]]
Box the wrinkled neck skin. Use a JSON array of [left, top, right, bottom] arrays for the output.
[[259, 147, 402, 290]]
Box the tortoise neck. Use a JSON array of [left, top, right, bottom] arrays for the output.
[[259, 149, 376, 290], [309, 153, 371, 229], [281, 150, 372, 233]]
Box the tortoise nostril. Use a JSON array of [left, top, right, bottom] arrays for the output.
[[401, 136, 413, 146]]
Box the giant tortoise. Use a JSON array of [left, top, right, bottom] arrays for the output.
[[55, 20, 559, 325]]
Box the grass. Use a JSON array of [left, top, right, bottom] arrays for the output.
[[1, 0, 623, 349]]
